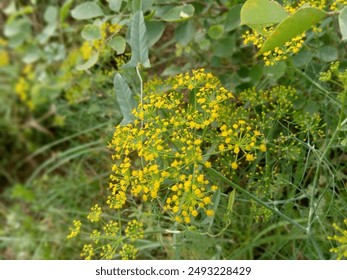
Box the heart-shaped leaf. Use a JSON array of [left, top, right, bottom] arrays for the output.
[[240, 0, 288, 27], [339, 6, 347, 41], [71, 2, 104, 20], [258, 7, 327, 55]]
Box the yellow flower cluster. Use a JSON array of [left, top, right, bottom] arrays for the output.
[[100, 244, 116, 259], [103, 220, 120, 236], [14, 65, 35, 110], [125, 220, 144, 241], [242, 30, 266, 49], [284, 0, 327, 12], [90, 230, 101, 244], [328, 219, 347, 259], [0, 50, 9, 67], [119, 244, 138, 260], [108, 69, 265, 224], [67, 220, 82, 239], [0, 37, 8, 66], [79, 22, 122, 60], [284, 0, 346, 11], [263, 34, 305, 66], [80, 41, 93, 60], [330, 0, 347, 10], [319, 61, 340, 82], [70, 215, 144, 259], [242, 29, 305, 66], [240, 85, 298, 130], [87, 204, 102, 222]]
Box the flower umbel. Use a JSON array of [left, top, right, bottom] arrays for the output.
[[87, 204, 102, 222], [328, 219, 347, 260], [107, 69, 264, 225], [125, 220, 144, 241], [119, 244, 138, 260], [67, 220, 82, 239]]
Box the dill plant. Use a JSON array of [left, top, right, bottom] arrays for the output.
[[67, 68, 333, 259], [242, 0, 347, 66], [68, 69, 268, 259]]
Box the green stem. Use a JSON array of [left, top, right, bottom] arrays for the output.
[[208, 167, 306, 231], [288, 59, 340, 107], [136, 65, 144, 128], [307, 90, 346, 234], [172, 222, 180, 260]]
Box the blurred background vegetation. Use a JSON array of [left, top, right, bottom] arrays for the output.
[[0, 0, 346, 259]]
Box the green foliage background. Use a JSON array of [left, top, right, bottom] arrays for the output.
[[0, 0, 346, 259]]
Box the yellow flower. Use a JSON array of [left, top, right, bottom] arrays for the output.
[[87, 204, 102, 222], [15, 77, 30, 102], [81, 244, 94, 260], [80, 41, 93, 60], [125, 220, 144, 241], [234, 145, 240, 154], [259, 144, 267, 152], [0, 50, 9, 66], [206, 209, 214, 217], [246, 153, 256, 162], [67, 220, 82, 239], [119, 244, 138, 260], [328, 219, 347, 259], [231, 162, 238, 170]]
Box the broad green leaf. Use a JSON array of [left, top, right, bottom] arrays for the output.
[[146, 21, 165, 47], [4, 18, 29, 37], [123, 11, 150, 68], [44, 6, 58, 24], [3, 1, 16, 15], [264, 60, 286, 81], [132, 0, 142, 13], [76, 51, 99, 70], [224, 4, 242, 32], [38, 23, 57, 44], [249, 64, 263, 84], [5, 18, 31, 47], [258, 7, 327, 55], [81, 24, 101, 41], [292, 50, 314, 68], [208, 24, 224, 40], [226, 189, 236, 215], [339, 6, 347, 41], [142, 0, 154, 12], [160, 4, 194, 22], [213, 36, 236, 57], [341, 122, 347, 131], [153, 5, 172, 18], [71, 2, 104, 20], [240, 0, 288, 27], [109, 0, 122, 12], [107, 36, 126, 53], [59, 0, 74, 22], [60, 0, 74, 22], [174, 20, 196, 46], [9, 33, 29, 48], [113, 73, 136, 125], [316, 46, 338, 62], [23, 44, 41, 64]]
